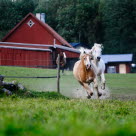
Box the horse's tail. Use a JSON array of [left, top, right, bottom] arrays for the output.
[[63, 52, 66, 58]]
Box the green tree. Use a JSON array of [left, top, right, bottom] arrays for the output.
[[102, 0, 136, 54], [0, 0, 36, 40], [56, 0, 102, 45]]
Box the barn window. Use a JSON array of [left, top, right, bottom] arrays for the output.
[[27, 20, 35, 27]]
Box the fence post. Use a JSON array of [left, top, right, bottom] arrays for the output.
[[57, 54, 60, 93], [0, 75, 4, 86]]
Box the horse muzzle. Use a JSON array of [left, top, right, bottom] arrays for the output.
[[86, 64, 91, 69], [97, 57, 101, 61]]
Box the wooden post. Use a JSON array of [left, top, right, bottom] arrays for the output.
[[57, 54, 60, 93], [0, 75, 4, 86]]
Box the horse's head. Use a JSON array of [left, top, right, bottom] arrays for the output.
[[91, 43, 103, 61], [79, 47, 91, 59], [81, 53, 93, 70]]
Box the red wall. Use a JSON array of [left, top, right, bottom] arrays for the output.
[[56, 48, 79, 58], [105, 62, 131, 73], [3, 16, 62, 45], [0, 48, 53, 68], [126, 63, 131, 73]]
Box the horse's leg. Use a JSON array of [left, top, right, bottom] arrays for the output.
[[62, 67, 64, 74], [101, 73, 106, 90], [94, 78, 102, 98], [80, 82, 93, 98]]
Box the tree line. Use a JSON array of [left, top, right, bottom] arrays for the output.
[[0, 0, 136, 61]]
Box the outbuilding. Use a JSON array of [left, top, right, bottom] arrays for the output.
[[0, 13, 80, 69], [102, 54, 133, 73]]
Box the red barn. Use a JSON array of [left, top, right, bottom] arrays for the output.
[[0, 13, 80, 69]]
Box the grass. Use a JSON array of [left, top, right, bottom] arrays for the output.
[[106, 74, 136, 94], [0, 66, 136, 97], [0, 66, 57, 92], [0, 66, 136, 136], [0, 97, 136, 136]]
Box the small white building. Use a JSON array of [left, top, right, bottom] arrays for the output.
[[102, 54, 133, 74]]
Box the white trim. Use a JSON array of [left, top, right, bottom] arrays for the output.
[[27, 20, 35, 27], [0, 42, 80, 53], [55, 44, 80, 53], [0, 42, 54, 48], [0, 45, 52, 52]]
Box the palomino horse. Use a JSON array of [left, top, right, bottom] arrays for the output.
[[56, 52, 66, 74], [91, 43, 106, 90], [73, 52, 102, 98]]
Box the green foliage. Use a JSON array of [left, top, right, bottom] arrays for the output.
[[0, 0, 136, 61], [0, 89, 68, 99], [56, 0, 102, 44], [102, 0, 136, 55], [0, 0, 36, 39]]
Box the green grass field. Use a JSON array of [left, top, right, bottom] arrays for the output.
[[0, 66, 136, 136]]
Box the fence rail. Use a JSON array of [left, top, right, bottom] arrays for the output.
[[4, 76, 58, 79], [0, 54, 61, 93]]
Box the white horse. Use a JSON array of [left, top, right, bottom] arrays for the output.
[[79, 43, 106, 90], [91, 43, 106, 90]]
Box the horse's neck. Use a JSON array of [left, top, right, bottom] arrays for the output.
[[91, 60, 99, 75], [93, 59, 99, 66], [80, 59, 86, 71]]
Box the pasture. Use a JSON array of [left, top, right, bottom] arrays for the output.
[[0, 66, 136, 136]]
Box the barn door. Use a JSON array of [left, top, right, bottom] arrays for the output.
[[119, 64, 126, 74]]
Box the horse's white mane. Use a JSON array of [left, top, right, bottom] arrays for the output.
[[79, 43, 103, 60], [92, 43, 103, 50], [79, 47, 92, 59]]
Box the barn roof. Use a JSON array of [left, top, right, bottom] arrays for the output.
[[102, 54, 133, 64], [2, 13, 73, 48]]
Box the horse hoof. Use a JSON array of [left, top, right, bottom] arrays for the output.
[[87, 95, 91, 99], [87, 92, 93, 99], [98, 92, 102, 97], [90, 92, 93, 96]]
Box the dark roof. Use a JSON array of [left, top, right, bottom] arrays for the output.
[[2, 13, 73, 48], [102, 54, 133, 63], [70, 43, 89, 48], [70, 43, 81, 47]]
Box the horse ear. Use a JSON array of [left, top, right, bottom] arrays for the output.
[[79, 47, 86, 54], [89, 49, 93, 54], [101, 44, 104, 49]]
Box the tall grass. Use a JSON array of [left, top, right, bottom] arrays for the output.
[[0, 97, 136, 136]]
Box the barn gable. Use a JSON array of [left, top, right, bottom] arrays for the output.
[[2, 13, 73, 48]]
